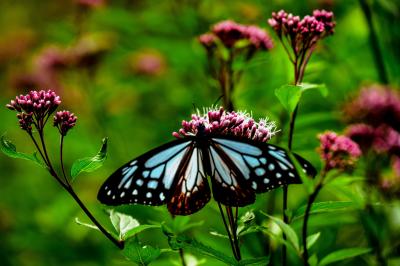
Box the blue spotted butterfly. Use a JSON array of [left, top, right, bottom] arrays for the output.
[[97, 135, 316, 215]]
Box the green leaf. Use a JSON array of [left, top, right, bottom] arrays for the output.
[[275, 83, 328, 114], [123, 238, 161, 266], [300, 83, 328, 97], [319, 248, 371, 265], [109, 210, 159, 241], [70, 138, 108, 180], [275, 85, 302, 113], [238, 256, 270, 265], [166, 234, 237, 265], [1, 135, 44, 167], [74, 217, 99, 231], [171, 216, 204, 234], [293, 201, 357, 220], [306, 232, 321, 250], [260, 212, 300, 252]]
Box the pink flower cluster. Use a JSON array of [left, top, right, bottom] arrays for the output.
[[344, 85, 400, 130], [199, 20, 273, 51], [268, 9, 335, 40], [173, 107, 277, 143], [318, 131, 362, 171], [54, 111, 78, 136], [6, 90, 77, 136], [6, 90, 62, 132]]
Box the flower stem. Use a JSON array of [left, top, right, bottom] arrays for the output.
[[302, 182, 322, 266], [65, 184, 124, 249], [60, 135, 69, 184], [358, 0, 389, 84], [33, 131, 124, 250], [217, 202, 241, 261]]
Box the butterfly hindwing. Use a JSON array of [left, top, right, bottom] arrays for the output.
[[97, 139, 194, 206], [211, 137, 316, 193], [208, 142, 256, 207], [167, 147, 211, 215]]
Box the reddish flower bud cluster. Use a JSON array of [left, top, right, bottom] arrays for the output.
[[268, 9, 335, 81], [199, 20, 273, 51], [6, 90, 61, 132], [6, 90, 77, 137], [343, 85, 400, 131], [54, 111, 78, 136], [173, 107, 277, 143], [318, 131, 361, 171], [268, 9, 334, 40]]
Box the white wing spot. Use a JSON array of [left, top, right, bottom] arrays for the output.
[[136, 179, 144, 186], [112, 195, 116, 199], [260, 158, 267, 164], [160, 192, 165, 201], [146, 192, 152, 198], [269, 146, 277, 150], [107, 190, 111, 196], [255, 167, 266, 176], [276, 173, 282, 178], [264, 178, 270, 184], [132, 189, 138, 195], [104, 186, 108, 190], [124, 179, 132, 189], [289, 172, 295, 177], [143, 170, 150, 178], [130, 160, 137, 166], [120, 192, 125, 198], [147, 180, 158, 189], [268, 164, 275, 171], [252, 181, 257, 190]]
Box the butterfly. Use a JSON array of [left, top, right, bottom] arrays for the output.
[[97, 135, 316, 215]]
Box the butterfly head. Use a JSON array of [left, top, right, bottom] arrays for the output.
[[196, 123, 207, 137]]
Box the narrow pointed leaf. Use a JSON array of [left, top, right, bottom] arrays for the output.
[[70, 138, 108, 180], [1, 135, 45, 167], [260, 211, 300, 251], [306, 232, 321, 250], [293, 201, 357, 220], [319, 248, 371, 265], [74, 217, 99, 231], [238, 256, 270, 265]]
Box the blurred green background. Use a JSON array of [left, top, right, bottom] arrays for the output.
[[0, 0, 399, 265]]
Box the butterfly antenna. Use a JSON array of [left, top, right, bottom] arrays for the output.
[[213, 95, 224, 107]]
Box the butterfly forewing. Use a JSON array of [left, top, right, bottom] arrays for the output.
[[97, 139, 194, 206], [167, 147, 211, 215], [211, 137, 316, 193]]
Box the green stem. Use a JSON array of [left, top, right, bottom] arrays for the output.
[[358, 0, 389, 84], [217, 203, 240, 261], [33, 130, 123, 250], [302, 182, 323, 266]]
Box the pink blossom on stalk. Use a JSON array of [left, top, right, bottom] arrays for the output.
[[345, 123, 376, 153], [6, 90, 61, 132], [244, 26, 273, 50], [173, 107, 277, 142], [318, 131, 362, 171], [373, 125, 400, 155], [343, 85, 400, 131], [212, 20, 246, 48], [313, 9, 335, 35], [198, 33, 217, 50], [54, 111, 77, 136]]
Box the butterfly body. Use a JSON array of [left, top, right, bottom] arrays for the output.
[[98, 135, 316, 215]]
